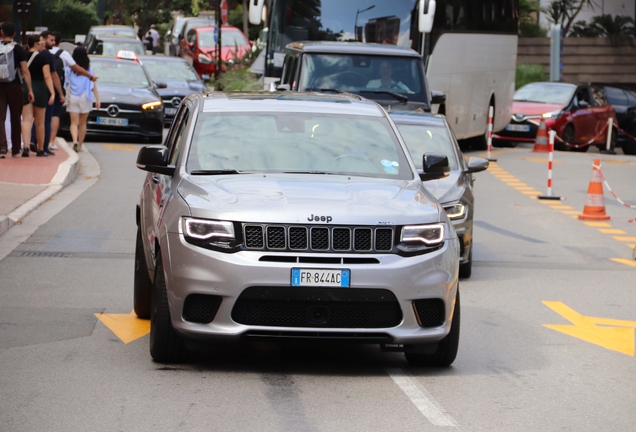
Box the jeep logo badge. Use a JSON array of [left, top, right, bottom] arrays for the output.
[[308, 214, 333, 223]]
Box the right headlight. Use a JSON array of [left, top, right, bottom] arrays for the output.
[[443, 203, 466, 220], [182, 217, 240, 252], [400, 223, 445, 246], [198, 53, 212, 64]]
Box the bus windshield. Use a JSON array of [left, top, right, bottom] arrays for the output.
[[268, 0, 419, 75]]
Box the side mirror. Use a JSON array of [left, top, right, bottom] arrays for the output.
[[201, 74, 211, 81], [277, 83, 291, 91], [465, 156, 489, 173], [418, 0, 436, 33], [419, 152, 450, 181], [431, 90, 446, 105], [578, 100, 590, 109], [154, 81, 168, 89], [249, 0, 265, 25], [136, 146, 175, 176]]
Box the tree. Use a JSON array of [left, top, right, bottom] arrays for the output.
[[544, 0, 595, 35], [590, 14, 635, 45]]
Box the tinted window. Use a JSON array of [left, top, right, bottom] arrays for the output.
[[93, 40, 145, 56], [169, 109, 190, 166], [198, 30, 248, 48], [604, 86, 628, 105], [187, 112, 412, 179], [141, 59, 200, 81], [395, 123, 459, 170], [591, 87, 608, 106], [626, 90, 636, 106]]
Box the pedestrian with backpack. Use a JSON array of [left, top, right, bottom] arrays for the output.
[[0, 22, 33, 158], [46, 31, 96, 151]]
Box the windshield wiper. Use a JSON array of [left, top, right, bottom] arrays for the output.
[[283, 171, 330, 175], [360, 90, 408, 103], [190, 169, 244, 175], [304, 88, 343, 94]]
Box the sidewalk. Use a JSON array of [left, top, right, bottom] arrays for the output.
[[0, 138, 80, 237]]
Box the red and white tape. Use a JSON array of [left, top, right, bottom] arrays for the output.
[[594, 162, 636, 210], [554, 122, 609, 149]]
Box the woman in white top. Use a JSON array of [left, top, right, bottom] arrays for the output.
[[66, 47, 100, 152]]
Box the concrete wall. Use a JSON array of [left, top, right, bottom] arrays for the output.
[[518, 37, 636, 84]]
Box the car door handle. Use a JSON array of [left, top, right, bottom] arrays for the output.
[[152, 176, 160, 184]]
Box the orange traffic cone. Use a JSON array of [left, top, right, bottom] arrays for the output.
[[532, 120, 549, 153], [578, 159, 610, 221]]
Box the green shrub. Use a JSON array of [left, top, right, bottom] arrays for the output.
[[209, 66, 262, 91], [516, 63, 547, 89], [519, 22, 548, 37]]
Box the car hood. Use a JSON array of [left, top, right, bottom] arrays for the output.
[[98, 85, 161, 104], [512, 101, 565, 116], [155, 80, 206, 98], [178, 174, 443, 226], [421, 172, 464, 205]]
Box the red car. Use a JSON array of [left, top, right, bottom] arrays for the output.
[[179, 25, 251, 79], [494, 82, 618, 151]]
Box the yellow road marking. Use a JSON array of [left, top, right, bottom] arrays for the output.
[[584, 222, 612, 227], [543, 301, 635, 356], [521, 191, 541, 195], [103, 144, 139, 152], [523, 157, 563, 164], [613, 236, 636, 242], [611, 258, 636, 268], [561, 210, 581, 215], [628, 244, 636, 249], [506, 182, 527, 186], [599, 229, 627, 234], [514, 187, 535, 191], [549, 205, 573, 209], [94, 311, 150, 344], [600, 159, 633, 165]]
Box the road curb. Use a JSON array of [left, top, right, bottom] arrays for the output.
[[0, 138, 80, 238]]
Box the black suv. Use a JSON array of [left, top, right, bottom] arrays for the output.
[[278, 42, 444, 112]]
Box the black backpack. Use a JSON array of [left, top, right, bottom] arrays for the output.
[[53, 49, 65, 87]]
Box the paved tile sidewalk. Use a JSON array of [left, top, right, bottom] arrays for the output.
[[0, 139, 80, 236]]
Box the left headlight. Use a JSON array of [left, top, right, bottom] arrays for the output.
[[443, 203, 466, 220], [542, 111, 562, 120], [182, 217, 240, 252], [142, 100, 162, 110], [400, 223, 445, 246]]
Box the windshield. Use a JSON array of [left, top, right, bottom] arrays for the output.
[[92, 27, 136, 37], [395, 123, 459, 171], [141, 59, 200, 81], [514, 83, 576, 105], [93, 41, 145, 56], [298, 54, 426, 102], [187, 112, 412, 179], [199, 30, 249, 48], [91, 61, 150, 87]]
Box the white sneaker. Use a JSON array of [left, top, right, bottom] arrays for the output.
[[50, 143, 58, 150]]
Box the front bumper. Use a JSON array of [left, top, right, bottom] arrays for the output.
[[162, 231, 459, 345], [67, 109, 164, 140]]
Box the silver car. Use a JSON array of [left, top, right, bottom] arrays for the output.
[[390, 112, 489, 278], [135, 92, 460, 366]]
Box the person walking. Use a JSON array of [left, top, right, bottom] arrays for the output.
[[0, 22, 33, 158], [22, 34, 54, 157], [37, 30, 65, 156], [66, 47, 99, 152], [46, 31, 96, 151], [145, 25, 161, 54]]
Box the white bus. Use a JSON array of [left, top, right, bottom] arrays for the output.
[[249, 0, 519, 146]]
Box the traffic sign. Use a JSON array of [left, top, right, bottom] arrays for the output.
[[221, 0, 228, 25], [213, 26, 219, 45]]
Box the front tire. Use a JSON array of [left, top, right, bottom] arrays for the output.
[[405, 289, 461, 367], [150, 250, 192, 363], [134, 228, 152, 319], [459, 244, 472, 279]]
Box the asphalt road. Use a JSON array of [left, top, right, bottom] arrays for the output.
[[0, 141, 634, 432]]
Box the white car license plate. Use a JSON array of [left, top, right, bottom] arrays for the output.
[[97, 117, 128, 126], [164, 107, 177, 116], [505, 124, 530, 132], [291, 268, 350, 287]]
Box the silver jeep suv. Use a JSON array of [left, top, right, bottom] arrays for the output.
[[135, 91, 460, 366]]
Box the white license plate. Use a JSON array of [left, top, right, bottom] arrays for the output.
[[164, 107, 177, 115], [505, 124, 530, 132], [291, 268, 350, 287], [97, 117, 128, 126]]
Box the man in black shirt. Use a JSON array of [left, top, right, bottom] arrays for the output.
[[0, 22, 33, 158]]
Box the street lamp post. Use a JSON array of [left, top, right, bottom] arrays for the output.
[[354, 5, 375, 41]]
